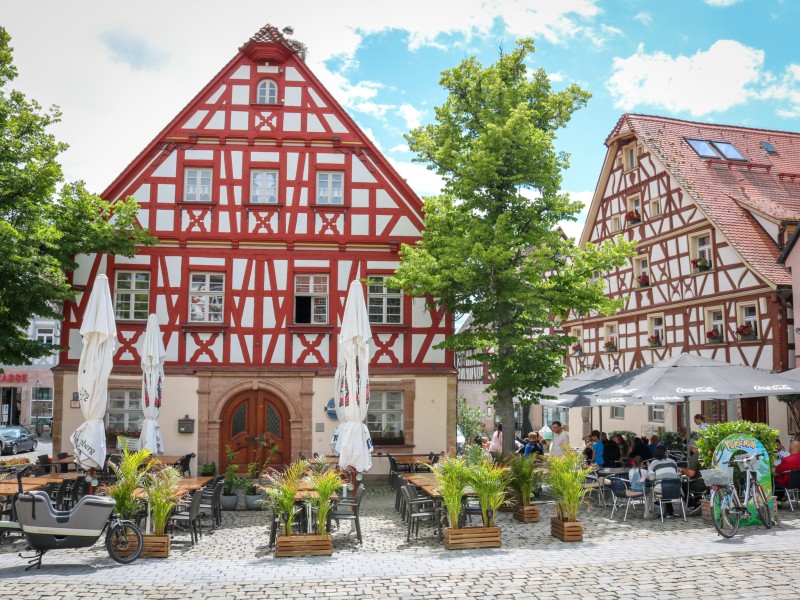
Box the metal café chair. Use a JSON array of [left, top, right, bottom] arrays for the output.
[[653, 478, 687, 522], [399, 485, 437, 542], [329, 484, 365, 544], [774, 469, 800, 512], [608, 477, 645, 521]]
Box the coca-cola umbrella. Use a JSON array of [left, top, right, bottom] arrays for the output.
[[137, 314, 165, 454], [539, 368, 615, 436], [566, 353, 800, 433], [331, 281, 373, 473], [70, 274, 116, 470]]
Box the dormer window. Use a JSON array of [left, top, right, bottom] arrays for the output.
[[623, 142, 638, 171], [257, 79, 279, 104]]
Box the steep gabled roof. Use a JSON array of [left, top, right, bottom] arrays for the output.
[[603, 114, 800, 286]]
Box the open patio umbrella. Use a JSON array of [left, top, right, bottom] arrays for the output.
[[331, 281, 373, 473], [70, 274, 116, 470], [539, 368, 615, 436], [566, 353, 800, 433], [138, 314, 165, 454]]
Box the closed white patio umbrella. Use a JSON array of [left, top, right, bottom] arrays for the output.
[[70, 274, 116, 470], [331, 281, 373, 473], [138, 314, 165, 454]]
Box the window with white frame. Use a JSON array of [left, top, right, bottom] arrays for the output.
[[604, 323, 618, 351], [611, 406, 625, 419], [257, 79, 278, 104], [294, 275, 328, 324], [738, 303, 758, 339], [634, 256, 649, 287], [627, 194, 642, 223], [611, 216, 621, 232], [189, 273, 225, 322], [691, 232, 713, 269], [316, 172, 344, 204], [648, 404, 665, 422], [184, 168, 212, 202], [648, 314, 665, 347], [107, 389, 143, 432], [368, 276, 402, 324], [115, 272, 150, 321], [35, 327, 54, 346], [705, 307, 725, 343], [570, 327, 583, 353], [366, 390, 404, 440], [250, 170, 279, 203], [623, 143, 638, 171], [650, 199, 662, 217]]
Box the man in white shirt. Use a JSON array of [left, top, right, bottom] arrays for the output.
[[549, 421, 570, 457]]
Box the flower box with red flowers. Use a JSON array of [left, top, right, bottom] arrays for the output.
[[706, 329, 723, 344], [571, 343, 583, 355], [647, 334, 661, 347], [691, 258, 711, 272], [636, 274, 650, 287], [625, 211, 641, 224], [736, 324, 756, 340], [603, 338, 617, 352]]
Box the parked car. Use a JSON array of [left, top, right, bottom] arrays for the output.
[[0, 426, 39, 454]]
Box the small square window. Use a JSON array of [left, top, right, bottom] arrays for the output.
[[184, 168, 213, 202], [316, 172, 344, 205], [250, 170, 279, 203]]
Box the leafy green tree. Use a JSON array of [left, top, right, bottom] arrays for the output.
[[392, 39, 635, 453], [456, 396, 485, 447], [0, 28, 155, 365]]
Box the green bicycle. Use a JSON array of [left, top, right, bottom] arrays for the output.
[[703, 452, 773, 538]]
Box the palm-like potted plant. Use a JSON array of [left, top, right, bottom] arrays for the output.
[[544, 450, 593, 542], [444, 459, 508, 550], [221, 446, 242, 511], [141, 466, 181, 558], [106, 441, 153, 521], [304, 463, 342, 556], [433, 455, 469, 532], [508, 454, 544, 523], [262, 460, 317, 556], [243, 461, 263, 510]]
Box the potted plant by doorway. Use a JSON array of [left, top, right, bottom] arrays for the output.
[[141, 466, 181, 558], [508, 454, 544, 523], [220, 445, 241, 511], [243, 461, 263, 510], [544, 450, 592, 542]]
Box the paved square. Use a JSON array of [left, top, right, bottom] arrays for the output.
[[1, 483, 797, 599]]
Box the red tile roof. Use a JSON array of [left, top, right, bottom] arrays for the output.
[[240, 24, 307, 60], [608, 114, 799, 286]]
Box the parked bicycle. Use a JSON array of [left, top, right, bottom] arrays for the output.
[[703, 452, 773, 538]]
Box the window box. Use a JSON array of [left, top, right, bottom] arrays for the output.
[[603, 341, 617, 353], [692, 258, 711, 272], [370, 433, 405, 446], [706, 331, 724, 344], [625, 211, 641, 224], [736, 324, 757, 341], [637, 274, 650, 288]]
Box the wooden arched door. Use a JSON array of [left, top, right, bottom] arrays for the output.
[[220, 389, 291, 473]]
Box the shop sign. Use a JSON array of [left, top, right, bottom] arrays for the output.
[[0, 373, 27, 383]]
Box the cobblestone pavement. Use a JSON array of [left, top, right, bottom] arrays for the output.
[[1, 483, 797, 599]]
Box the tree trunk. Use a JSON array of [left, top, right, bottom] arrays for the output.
[[496, 386, 516, 454]]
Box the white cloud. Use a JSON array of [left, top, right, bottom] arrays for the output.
[[704, 0, 743, 6], [607, 40, 765, 116], [761, 64, 800, 117], [633, 12, 652, 25], [397, 103, 423, 130], [389, 144, 410, 154], [388, 158, 445, 198]]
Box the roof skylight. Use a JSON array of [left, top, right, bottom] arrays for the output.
[[685, 137, 747, 161], [686, 138, 718, 158]]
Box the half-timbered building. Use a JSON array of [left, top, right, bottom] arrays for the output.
[[563, 114, 797, 445], [52, 25, 456, 473]]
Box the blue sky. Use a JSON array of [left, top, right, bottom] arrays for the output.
[[4, 0, 800, 238]]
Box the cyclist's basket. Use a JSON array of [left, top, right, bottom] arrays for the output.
[[701, 467, 734, 486]]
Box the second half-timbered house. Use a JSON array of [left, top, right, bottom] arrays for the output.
[[52, 25, 456, 473], [563, 114, 798, 444]]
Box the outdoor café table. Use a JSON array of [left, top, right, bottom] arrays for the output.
[[393, 454, 433, 472], [0, 481, 43, 495], [401, 473, 437, 487], [147, 455, 184, 466], [20, 473, 81, 485]]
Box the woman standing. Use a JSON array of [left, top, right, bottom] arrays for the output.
[[488, 423, 503, 454]]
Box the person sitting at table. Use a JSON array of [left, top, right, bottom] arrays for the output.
[[648, 445, 680, 517], [775, 440, 800, 489], [590, 430, 604, 467], [678, 440, 706, 513], [628, 437, 651, 464], [514, 434, 526, 454], [648, 434, 660, 457], [524, 433, 544, 457], [604, 435, 621, 467], [628, 456, 648, 492], [775, 439, 790, 465], [614, 435, 630, 464], [582, 438, 593, 466]]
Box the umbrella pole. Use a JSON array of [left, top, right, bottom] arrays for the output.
[[683, 396, 690, 449]]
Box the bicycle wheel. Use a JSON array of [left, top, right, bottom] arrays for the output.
[[753, 483, 773, 529], [105, 521, 143, 564], [711, 488, 740, 538]]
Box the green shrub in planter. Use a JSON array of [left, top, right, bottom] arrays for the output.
[[200, 462, 216, 476], [695, 420, 779, 469]]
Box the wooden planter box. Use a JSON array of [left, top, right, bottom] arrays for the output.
[[551, 517, 583, 542], [274, 534, 333, 557], [513, 504, 540, 523], [141, 534, 171, 558], [443, 526, 501, 550], [701, 498, 713, 525]]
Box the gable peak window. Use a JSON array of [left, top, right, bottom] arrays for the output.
[[184, 168, 212, 202], [316, 172, 344, 205], [257, 79, 279, 104], [250, 170, 279, 203]]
